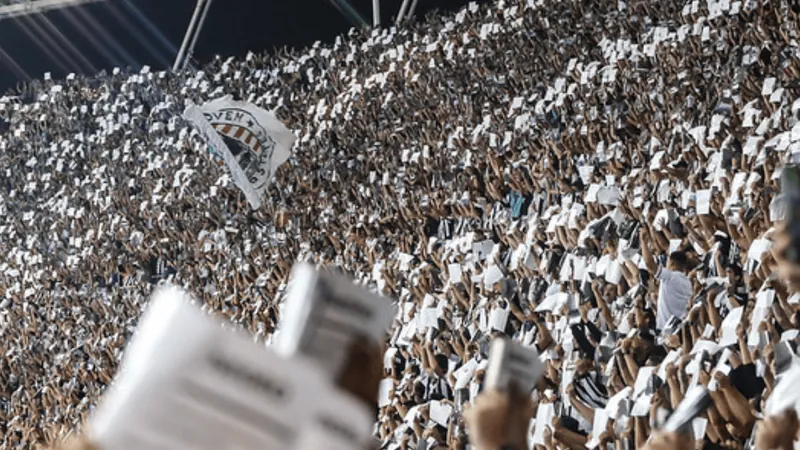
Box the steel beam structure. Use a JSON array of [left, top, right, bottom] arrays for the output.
[[0, 0, 104, 20]]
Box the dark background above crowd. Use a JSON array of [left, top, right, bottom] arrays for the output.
[[0, 0, 488, 93]]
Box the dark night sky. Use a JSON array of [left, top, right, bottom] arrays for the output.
[[0, 0, 482, 93]]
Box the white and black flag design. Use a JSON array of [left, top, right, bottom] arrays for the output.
[[184, 96, 296, 209]]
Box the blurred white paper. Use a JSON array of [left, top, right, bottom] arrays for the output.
[[485, 338, 545, 393], [605, 387, 632, 418], [657, 350, 683, 380], [590, 408, 609, 446], [293, 423, 363, 450], [597, 186, 621, 206], [448, 263, 463, 284], [719, 307, 743, 347], [604, 260, 623, 285], [489, 307, 510, 332], [690, 340, 721, 356], [578, 166, 594, 184], [421, 308, 440, 330], [276, 264, 396, 376], [633, 367, 655, 398], [484, 265, 505, 287], [586, 184, 601, 203], [692, 417, 708, 441], [762, 77, 776, 96], [378, 378, 394, 407], [747, 239, 773, 266], [429, 400, 454, 426], [630, 394, 652, 417], [454, 358, 479, 390], [535, 292, 569, 312], [771, 194, 787, 222], [532, 403, 555, 445], [91, 286, 374, 450], [766, 366, 800, 415], [696, 189, 711, 215]]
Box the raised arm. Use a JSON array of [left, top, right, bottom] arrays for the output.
[[640, 226, 658, 274]]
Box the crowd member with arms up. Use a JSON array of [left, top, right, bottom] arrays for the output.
[[641, 227, 693, 330]]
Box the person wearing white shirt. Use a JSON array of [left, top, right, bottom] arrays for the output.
[[641, 227, 693, 329]]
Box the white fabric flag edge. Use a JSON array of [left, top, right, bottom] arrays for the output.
[[184, 105, 263, 209]]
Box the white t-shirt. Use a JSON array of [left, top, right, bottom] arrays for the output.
[[655, 266, 693, 330]]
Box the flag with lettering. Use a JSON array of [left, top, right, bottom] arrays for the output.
[[184, 96, 295, 209]]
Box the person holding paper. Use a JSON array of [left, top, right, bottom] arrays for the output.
[[642, 227, 693, 330], [464, 384, 533, 450]]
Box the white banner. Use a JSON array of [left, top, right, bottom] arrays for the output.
[[184, 96, 295, 209], [89, 286, 374, 450]]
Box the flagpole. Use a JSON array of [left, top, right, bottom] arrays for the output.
[[182, 0, 213, 70], [395, 0, 410, 25], [405, 0, 419, 21], [372, 0, 380, 27], [174, 0, 209, 71]]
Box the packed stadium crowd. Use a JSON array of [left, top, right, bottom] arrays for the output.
[[1, 0, 800, 447]]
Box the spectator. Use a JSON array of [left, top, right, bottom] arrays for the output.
[[641, 231, 694, 329]]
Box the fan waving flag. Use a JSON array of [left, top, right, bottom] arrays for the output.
[[184, 96, 295, 209]]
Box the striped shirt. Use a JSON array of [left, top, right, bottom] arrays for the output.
[[573, 372, 608, 409]]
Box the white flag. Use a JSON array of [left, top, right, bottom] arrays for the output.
[[184, 96, 295, 208]]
